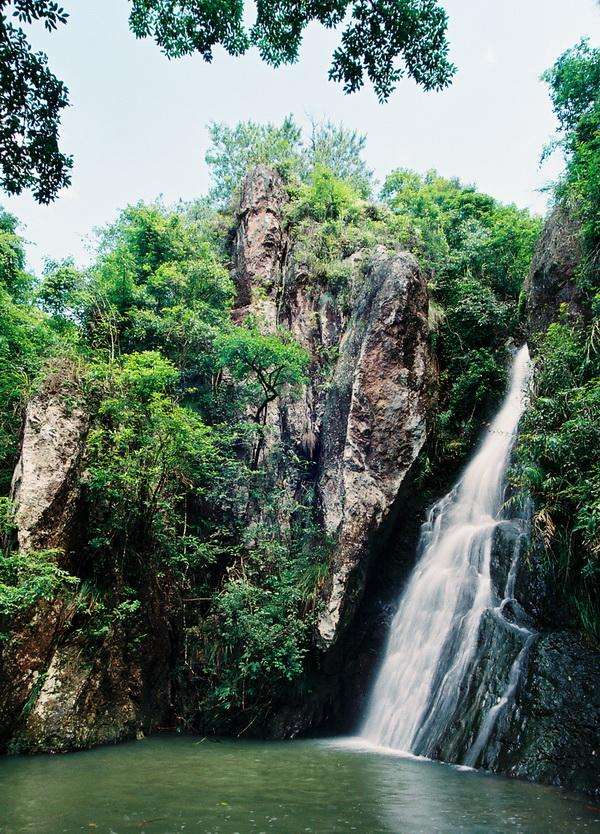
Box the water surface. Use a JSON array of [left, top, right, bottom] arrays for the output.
[[0, 735, 598, 834]]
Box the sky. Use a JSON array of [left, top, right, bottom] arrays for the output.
[[4, 0, 600, 275]]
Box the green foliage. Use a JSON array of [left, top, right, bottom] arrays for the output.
[[294, 165, 363, 223], [202, 532, 309, 723], [198, 501, 332, 729], [512, 42, 600, 641], [0, 548, 77, 631], [542, 39, 600, 290], [0, 209, 63, 489], [81, 203, 235, 367], [381, 168, 541, 466], [381, 169, 541, 297], [216, 322, 309, 424], [129, 0, 455, 101], [542, 39, 600, 136], [205, 117, 303, 204], [0, 1, 72, 202], [38, 259, 83, 322], [306, 120, 374, 198], [512, 321, 600, 640], [205, 117, 374, 206], [85, 350, 219, 572]]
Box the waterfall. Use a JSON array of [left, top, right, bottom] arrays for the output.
[[361, 344, 532, 758]]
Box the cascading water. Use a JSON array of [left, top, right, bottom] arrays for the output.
[[361, 344, 532, 759]]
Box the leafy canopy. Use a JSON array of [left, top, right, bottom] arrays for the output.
[[542, 39, 600, 135], [129, 0, 455, 102], [379, 168, 541, 466], [0, 0, 72, 202], [204, 116, 374, 205], [205, 117, 303, 204], [217, 323, 309, 423], [512, 40, 600, 641], [1, 1, 455, 202], [542, 39, 600, 285]]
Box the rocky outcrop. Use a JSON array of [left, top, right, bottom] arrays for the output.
[[524, 204, 585, 337], [503, 631, 600, 796], [0, 374, 88, 749], [10, 373, 88, 553], [13, 636, 141, 754], [232, 164, 287, 326], [0, 374, 171, 753], [316, 249, 430, 646], [447, 522, 600, 797], [229, 168, 431, 651]]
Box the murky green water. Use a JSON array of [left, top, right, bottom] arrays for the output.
[[0, 735, 598, 834]]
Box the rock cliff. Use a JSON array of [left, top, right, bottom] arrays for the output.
[[229, 166, 431, 651], [1, 166, 432, 751], [0, 373, 171, 753], [524, 203, 586, 336]]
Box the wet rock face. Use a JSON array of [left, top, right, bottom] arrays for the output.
[[525, 204, 585, 337], [317, 248, 430, 646], [10, 383, 88, 553], [505, 632, 600, 797], [442, 507, 600, 796]]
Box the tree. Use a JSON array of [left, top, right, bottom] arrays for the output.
[[205, 117, 303, 204], [129, 0, 455, 101], [542, 39, 600, 135], [542, 39, 600, 279], [305, 120, 373, 197], [296, 164, 362, 221], [205, 117, 374, 205], [0, 1, 72, 202], [216, 324, 308, 425], [1, 1, 455, 203]]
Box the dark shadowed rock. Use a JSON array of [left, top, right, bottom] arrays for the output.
[[525, 204, 585, 337], [503, 631, 600, 797], [430, 504, 600, 796]]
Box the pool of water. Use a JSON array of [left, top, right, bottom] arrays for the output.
[[0, 735, 598, 834]]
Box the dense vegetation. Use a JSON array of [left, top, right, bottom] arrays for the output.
[[512, 40, 600, 641], [0, 115, 545, 730]]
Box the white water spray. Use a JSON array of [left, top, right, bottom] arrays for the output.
[[362, 345, 532, 757]]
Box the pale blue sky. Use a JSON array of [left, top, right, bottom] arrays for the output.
[[4, 0, 600, 274]]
